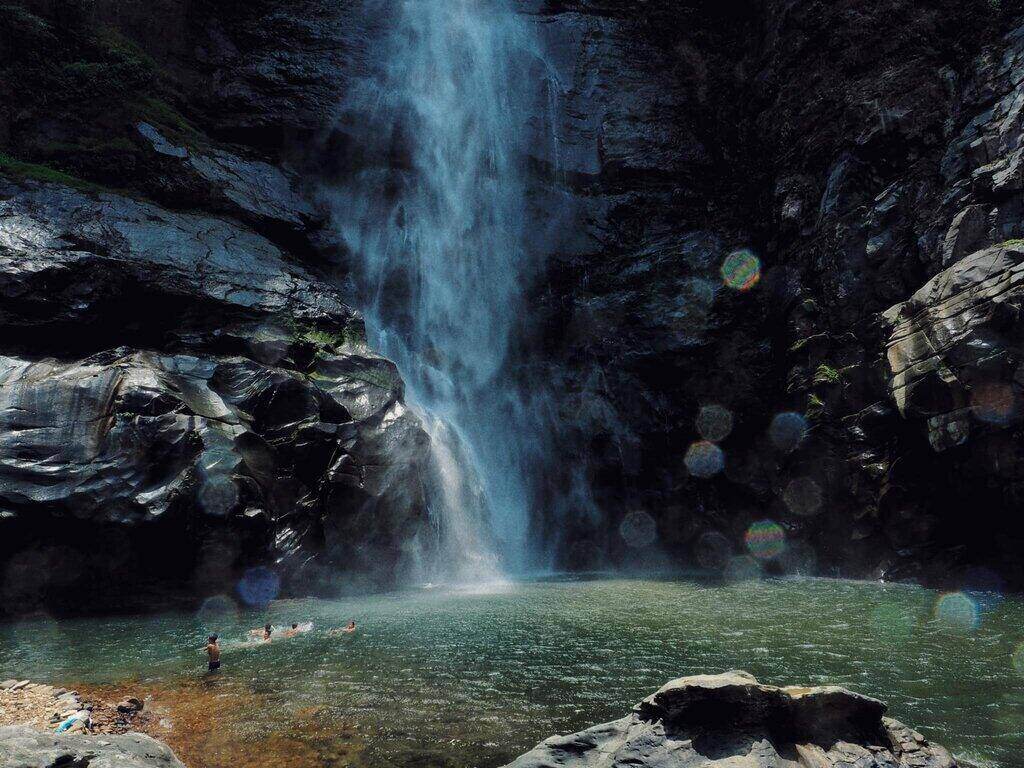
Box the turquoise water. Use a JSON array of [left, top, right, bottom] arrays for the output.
[[1, 577, 1022, 767]]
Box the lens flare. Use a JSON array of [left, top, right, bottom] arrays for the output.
[[870, 602, 918, 642], [782, 477, 823, 516], [696, 405, 734, 443], [1013, 643, 1024, 677], [197, 594, 239, 628], [934, 592, 980, 631], [619, 510, 657, 549], [962, 566, 1006, 613], [778, 541, 817, 576], [236, 566, 281, 609], [725, 554, 761, 582], [198, 476, 239, 516], [744, 520, 786, 560], [685, 441, 725, 478], [721, 249, 761, 291], [769, 412, 808, 452], [695, 530, 733, 570], [971, 382, 1016, 425]]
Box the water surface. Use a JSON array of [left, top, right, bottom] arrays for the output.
[[1, 577, 1021, 767]]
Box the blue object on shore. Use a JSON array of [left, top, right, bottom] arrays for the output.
[[55, 712, 85, 733]]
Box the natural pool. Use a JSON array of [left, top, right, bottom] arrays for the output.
[[1, 577, 1022, 767]]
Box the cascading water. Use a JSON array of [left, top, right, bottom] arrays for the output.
[[325, 0, 549, 580]]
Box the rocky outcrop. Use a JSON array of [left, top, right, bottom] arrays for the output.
[[0, 178, 429, 614], [0, 726, 185, 768], [504, 672, 960, 768]]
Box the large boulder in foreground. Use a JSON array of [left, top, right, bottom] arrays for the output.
[[0, 726, 185, 768], [504, 672, 958, 768]]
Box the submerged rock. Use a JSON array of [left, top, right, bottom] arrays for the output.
[[503, 672, 958, 768], [0, 726, 185, 768]]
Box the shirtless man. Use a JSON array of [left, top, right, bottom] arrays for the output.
[[205, 635, 221, 671], [249, 623, 273, 641], [283, 622, 300, 638], [330, 620, 357, 635]]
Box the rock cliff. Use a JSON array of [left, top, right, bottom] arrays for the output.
[[3, 0, 1024, 605]]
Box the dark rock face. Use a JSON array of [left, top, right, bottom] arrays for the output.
[[0, 178, 429, 614], [3, 0, 1024, 599], [0, 726, 186, 768], [503, 672, 960, 768], [511, 0, 1024, 585]]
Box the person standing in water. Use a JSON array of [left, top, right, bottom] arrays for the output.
[[205, 635, 221, 672]]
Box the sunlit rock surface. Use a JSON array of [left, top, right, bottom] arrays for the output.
[[0, 726, 186, 768], [0, 180, 429, 613], [504, 672, 959, 768]]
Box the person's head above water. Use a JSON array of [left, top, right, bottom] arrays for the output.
[[292, 623, 298, 630], [265, 623, 272, 632], [208, 634, 217, 643]]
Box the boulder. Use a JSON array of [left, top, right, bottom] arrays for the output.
[[0, 179, 430, 612], [0, 726, 185, 768], [503, 672, 958, 768], [884, 242, 1024, 444]]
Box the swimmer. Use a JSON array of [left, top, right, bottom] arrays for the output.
[[249, 623, 273, 641], [204, 634, 221, 671], [330, 620, 357, 635], [284, 622, 300, 638]]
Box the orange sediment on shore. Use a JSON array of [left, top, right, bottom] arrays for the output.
[[76, 677, 365, 768]]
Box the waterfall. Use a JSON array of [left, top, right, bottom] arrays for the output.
[[324, 0, 547, 580]]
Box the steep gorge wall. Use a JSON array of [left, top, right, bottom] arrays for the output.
[[523, 0, 1024, 586], [2, 0, 1024, 612]]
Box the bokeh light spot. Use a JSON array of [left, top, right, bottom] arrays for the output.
[[744, 520, 786, 560], [870, 602, 919, 643], [1013, 643, 1024, 677], [782, 477, 823, 516], [696, 405, 734, 443], [778, 541, 818, 576], [934, 592, 980, 631], [724, 554, 761, 582], [236, 566, 281, 609], [197, 594, 239, 629], [619, 510, 658, 549], [695, 530, 733, 571], [769, 412, 808, 452], [198, 475, 239, 516], [685, 441, 725, 478], [971, 382, 1016, 425], [721, 249, 761, 291]]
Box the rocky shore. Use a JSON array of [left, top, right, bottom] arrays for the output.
[[0, 678, 153, 735], [0, 679, 184, 767], [503, 672, 964, 768], [0, 672, 971, 768]]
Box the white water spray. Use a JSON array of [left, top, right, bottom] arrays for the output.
[[325, 0, 547, 580]]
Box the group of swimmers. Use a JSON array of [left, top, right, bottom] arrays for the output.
[[203, 620, 357, 672]]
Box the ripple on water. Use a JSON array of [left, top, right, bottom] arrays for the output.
[[1, 578, 1024, 767]]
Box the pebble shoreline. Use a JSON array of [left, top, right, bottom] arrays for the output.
[[0, 678, 151, 735]]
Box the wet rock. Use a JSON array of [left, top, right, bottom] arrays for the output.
[[117, 698, 145, 714], [0, 725, 186, 768], [0, 179, 430, 612], [504, 672, 959, 768], [884, 242, 1024, 431]]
